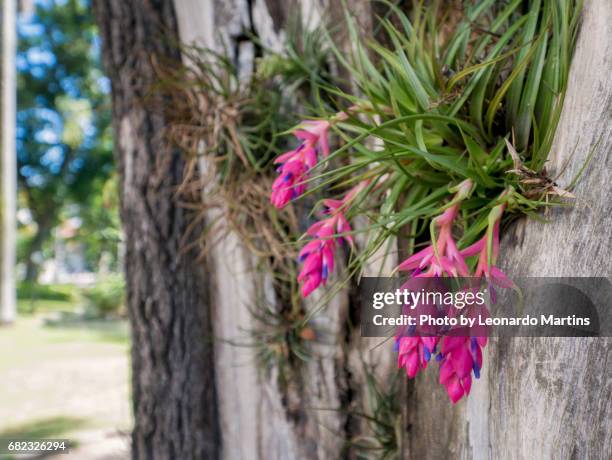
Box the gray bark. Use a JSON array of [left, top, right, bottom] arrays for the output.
[[1, 0, 17, 325], [93, 1, 220, 459]]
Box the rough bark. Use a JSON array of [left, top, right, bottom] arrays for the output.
[[406, 1, 612, 458], [92, 2, 220, 459]]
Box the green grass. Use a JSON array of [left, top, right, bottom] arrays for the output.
[[0, 316, 129, 372], [0, 416, 86, 440], [14, 281, 128, 341], [17, 282, 80, 314], [0, 416, 85, 460], [17, 298, 77, 314], [43, 315, 130, 344], [0, 417, 84, 460], [0, 315, 131, 458], [17, 282, 77, 301]]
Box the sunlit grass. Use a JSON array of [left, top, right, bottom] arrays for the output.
[[0, 316, 132, 453], [17, 298, 77, 314], [0, 315, 129, 372], [0, 416, 87, 440], [17, 282, 79, 314], [0, 417, 85, 460]]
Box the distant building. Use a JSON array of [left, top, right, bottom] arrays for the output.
[[39, 218, 96, 286]]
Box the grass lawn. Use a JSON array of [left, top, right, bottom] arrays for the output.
[[0, 301, 132, 459], [16, 282, 80, 315], [17, 298, 76, 314]]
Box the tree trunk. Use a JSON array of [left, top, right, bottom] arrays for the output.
[[405, 1, 612, 458], [22, 211, 54, 282], [1, 0, 17, 325], [93, 2, 220, 459], [172, 2, 394, 459]]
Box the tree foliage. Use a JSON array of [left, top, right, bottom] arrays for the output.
[[17, 0, 115, 279]]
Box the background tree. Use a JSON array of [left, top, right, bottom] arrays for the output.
[[1, 0, 17, 323], [93, 1, 220, 459], [17, 0, 113, 281]]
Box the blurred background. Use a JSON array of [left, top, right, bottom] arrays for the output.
[[1, 1, 131, 458]]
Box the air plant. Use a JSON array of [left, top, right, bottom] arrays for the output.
[[345, 364, 403, 460], [270, 0, 582, 402], [157, 24, 341, 385]]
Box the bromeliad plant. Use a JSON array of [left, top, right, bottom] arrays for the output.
[[270, 1, 582, 403], [157, 24, 342, 384], [345, 362, 403, 459]]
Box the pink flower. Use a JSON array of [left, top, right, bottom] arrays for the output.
[[297, 238, 335, 297], [295, 120, 332, 157], [270, 120, 333, 208], [460, 203, 514, 290], [297, 208, 353, 297], [296, 181, 366, 297], [392, 183, 515, 404], [397, 180, 473, 277], [396, 336, 440, 378], [271, 151, 311, 208], [438, 336, 487, 403]]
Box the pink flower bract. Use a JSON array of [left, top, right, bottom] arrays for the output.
[[270, 120, 333, 208], [439, 336, 487, 403]]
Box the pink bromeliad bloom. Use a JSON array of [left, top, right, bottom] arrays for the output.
[[394, 180, 473, 387], [397, 179, 473, 278], [270, 120, 333, 209], [393, 183, 515, 404], [435, 204, 510, 403], [297, 200, 351, 297], [460, 203, 513, 290], [295, 120, 333, 157], [297, 182, 365, 297], [394, 278, 445, 377], [271, 145, 314, 208], [438, 336, 487, 403], [397, 336, 440, 378]]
